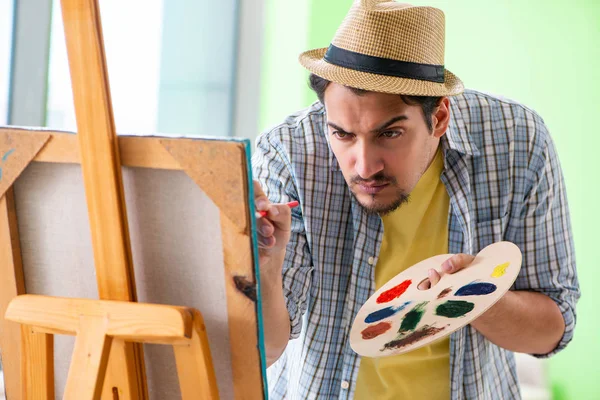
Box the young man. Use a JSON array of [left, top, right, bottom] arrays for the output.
[[252, 1, 580, 398]]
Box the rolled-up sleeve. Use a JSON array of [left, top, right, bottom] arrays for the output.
[[512, 117, 580, 358], [252, 130, 314, 340]]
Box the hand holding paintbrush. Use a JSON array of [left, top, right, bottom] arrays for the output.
[[253, 180, 299, 271], [256, 201, 299, 218]]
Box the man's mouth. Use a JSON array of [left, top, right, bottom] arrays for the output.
[[356, 181, 389, 194]]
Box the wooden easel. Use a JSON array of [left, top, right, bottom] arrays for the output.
[[58, 0, 148, 396], [6, 295, 218, 399], [0, 0, 266, 398]]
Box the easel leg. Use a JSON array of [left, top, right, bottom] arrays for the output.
[[0, 189, 27, 399], [174, 314, 219, 399], [59, 0, 149, 397], [101, 340, 145, 400], [21, 326, 54, 400], [64, 317, 113, 400]]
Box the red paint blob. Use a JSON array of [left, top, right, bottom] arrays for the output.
[[361, 321, 392, 340], [377, 279, 412, 304]]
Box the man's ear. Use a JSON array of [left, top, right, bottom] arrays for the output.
[[432, 97, 451, 139]]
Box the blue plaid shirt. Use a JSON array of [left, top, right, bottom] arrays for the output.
[[252, 89, 580, 399]]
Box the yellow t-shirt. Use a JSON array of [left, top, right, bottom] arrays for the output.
[[354, 148, 450, 399]]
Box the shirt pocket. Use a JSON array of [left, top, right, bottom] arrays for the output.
[[473, 213, 509, 251]]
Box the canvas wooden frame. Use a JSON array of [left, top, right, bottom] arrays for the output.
[[0, 128, 267, 399]]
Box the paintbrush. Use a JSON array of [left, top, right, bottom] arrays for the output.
[[257, 200, 299, 218]]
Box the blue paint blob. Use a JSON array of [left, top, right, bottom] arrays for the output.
[[455, 282, 497, 296], [2, 149, 15, 162], [365, 301, 411, 323]]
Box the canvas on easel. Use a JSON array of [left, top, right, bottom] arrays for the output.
[[0, 128, 268, 399]]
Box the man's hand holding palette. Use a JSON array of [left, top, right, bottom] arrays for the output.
[[350, 241, 522, 358]]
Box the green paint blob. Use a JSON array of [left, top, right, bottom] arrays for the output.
[[436, 300, 475, 318], [399, 301, 428, 331]]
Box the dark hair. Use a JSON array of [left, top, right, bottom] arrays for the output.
[[308, 73, 441, 132]]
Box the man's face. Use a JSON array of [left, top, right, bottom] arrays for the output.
[[323, 83, 450, 215]]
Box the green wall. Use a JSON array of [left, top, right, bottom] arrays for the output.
[[260, 1, 600, 398], [259, 0, 352, 131], [259, 0, 311, 131], [416, 3, 598, 398]]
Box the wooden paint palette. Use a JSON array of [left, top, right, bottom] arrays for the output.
[[350, 241, 522, 358]]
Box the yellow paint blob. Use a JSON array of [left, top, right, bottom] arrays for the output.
[[491, 262, 509, 278]]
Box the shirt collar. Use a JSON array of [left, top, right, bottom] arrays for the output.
[[443, 96, 480, 157]]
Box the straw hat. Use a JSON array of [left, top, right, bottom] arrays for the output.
[[299, 0, 463, 97]]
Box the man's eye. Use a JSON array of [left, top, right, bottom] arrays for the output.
[[380, 131, 402, 138], [333, 131, 352, 139]]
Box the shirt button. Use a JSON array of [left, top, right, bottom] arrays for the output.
[[367, 256, 375, 265], [341, 381, 350, 390]]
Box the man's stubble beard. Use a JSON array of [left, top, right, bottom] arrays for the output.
[[350, 184, 411, 216]]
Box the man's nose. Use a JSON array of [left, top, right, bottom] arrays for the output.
[[354, 142, 384, 179]]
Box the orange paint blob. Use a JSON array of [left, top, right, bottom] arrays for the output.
[[361, 321, 392, 340]]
